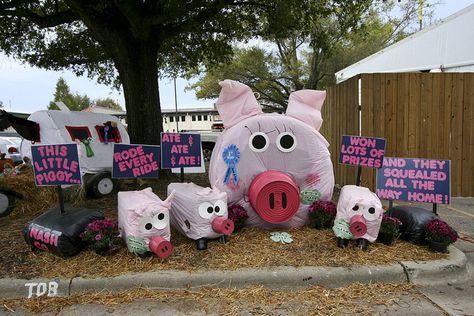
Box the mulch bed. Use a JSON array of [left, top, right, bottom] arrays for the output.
[[1, 283, 418, 315], [0, 169, 447, 280]]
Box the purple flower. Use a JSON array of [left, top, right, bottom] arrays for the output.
[[228, 204, 249, 230], [95, 234, 103, 241], [308, 200, 337, 216], [380, 213, 403, 235], [425, 219, 458, 243]]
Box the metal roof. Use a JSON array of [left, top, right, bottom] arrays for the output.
[[335, 4, 474, 83]]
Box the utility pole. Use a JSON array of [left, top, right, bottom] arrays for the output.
[[419, 0, 423, 30]]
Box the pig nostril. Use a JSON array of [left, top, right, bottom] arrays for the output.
[[269, 193, 275, 209], [282, 192, 287, 209]]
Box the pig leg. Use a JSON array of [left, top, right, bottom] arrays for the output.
[[196, 238, 208, 250], [218, 236, 227, 244], [356, 238, 369, 251], [337, 237, 350, 249]]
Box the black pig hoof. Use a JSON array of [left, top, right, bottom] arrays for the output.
[[337, 237, 350, 248], [196, 238, 208, 250], [357, 238, 369, 251]]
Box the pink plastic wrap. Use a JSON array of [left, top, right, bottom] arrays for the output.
[[118, 188, 173, 258], [333, 185, 383, 243], [167, 182, 233, 240], [209, 80, 334, 229]]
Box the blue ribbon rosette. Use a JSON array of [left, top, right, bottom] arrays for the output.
[[222, 144, 240, 185]]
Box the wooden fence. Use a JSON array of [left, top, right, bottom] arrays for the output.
[[322, 73, 474, 197], [320, 76, 359, 189]]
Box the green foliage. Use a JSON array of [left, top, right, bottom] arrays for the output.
[[190, 0, 439, 110], [48, 77, 91, 111], [94, 98, 123, 111], [0, 0, 320, 82], [0, 0, 339, 143]]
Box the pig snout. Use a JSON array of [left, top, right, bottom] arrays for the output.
[[349, 215, 367, 238], [212, 217, 235, 235], [148, 236, 173, 258], [248, 170, 300, 224]]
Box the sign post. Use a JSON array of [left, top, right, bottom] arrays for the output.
[[339, 135, 386, 186], [376, 157, 451, 213], [31, 144, 82, 214]]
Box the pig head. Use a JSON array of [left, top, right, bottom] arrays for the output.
[[333, 185, 383, 243], [118, 187, 173, 258], [168, 182, 234, 240], [209, 80, 334, 229]]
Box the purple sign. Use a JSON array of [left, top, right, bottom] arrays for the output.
[[376, 157, 451, 204], [339, 135, 386, 168], [31, 144, 81, 186], [161, 133, 202, 169], [112, 144, 160, 179]]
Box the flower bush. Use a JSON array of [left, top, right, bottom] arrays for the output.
[[379, 214, 403, 236], [308, 200, 337, 228], [425, 219, 458, 244], [81, 218, 122, 254], [228, 204, 248, 231]]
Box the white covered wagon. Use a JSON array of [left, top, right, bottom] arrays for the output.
[[20, 110, 130, 197]]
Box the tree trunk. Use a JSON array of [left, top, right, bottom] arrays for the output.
[[115, 42, 162, 145]]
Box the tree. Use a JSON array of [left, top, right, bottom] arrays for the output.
[[94, 98, 123, 111], [48, 77, 91, 111], [189, 0, 437, 110], [0, 0, 356, 144]]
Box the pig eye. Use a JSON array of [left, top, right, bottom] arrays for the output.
[[363, 206, 379, 221], [352, 205, 359, 211], [249, 132, 269, 152], [276, 132, 297, 152], [153, 212, 168, 229], [139, 216, 158, 232], [213, 200, 227, 217], [198, 202, 214, 219]]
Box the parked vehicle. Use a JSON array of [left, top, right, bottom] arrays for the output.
[[0, 132, 22, 164], [199, 130, 221, 162], [19, 110, 130, 197], [0, 186, 23, 217]]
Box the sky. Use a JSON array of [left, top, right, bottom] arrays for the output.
[[0, 0, 473, 114]]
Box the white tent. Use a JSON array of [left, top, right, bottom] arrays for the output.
[[335, 4, 474, 83]]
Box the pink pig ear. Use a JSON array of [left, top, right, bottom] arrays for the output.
[[162, 191, 175, 209], [286, 90, 326, 131], [216, 80, 262, 128]]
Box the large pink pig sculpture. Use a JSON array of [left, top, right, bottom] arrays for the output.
[[118, 188, 173, 258], [333, 185, 383, 250], [209, 80, 334, 229], [168, 182, 234, 250]]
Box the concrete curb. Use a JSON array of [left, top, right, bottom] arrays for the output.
[[0, 247, 468, 299], [0, 277, 70, 299], [69, 264, 407, 295], [400, 246, 469, 286]]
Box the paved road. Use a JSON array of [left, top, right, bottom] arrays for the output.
[[416, 198, 474, 316], [2, 198, 473, 316]]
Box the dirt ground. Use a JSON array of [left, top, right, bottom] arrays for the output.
[[0, 169, 446, 279]]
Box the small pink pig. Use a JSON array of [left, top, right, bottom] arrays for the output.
[[168, 182, 234, 250], [209, 80, 334, 229], [333, 185, 383, 250], [118, 187, 173, 258]]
